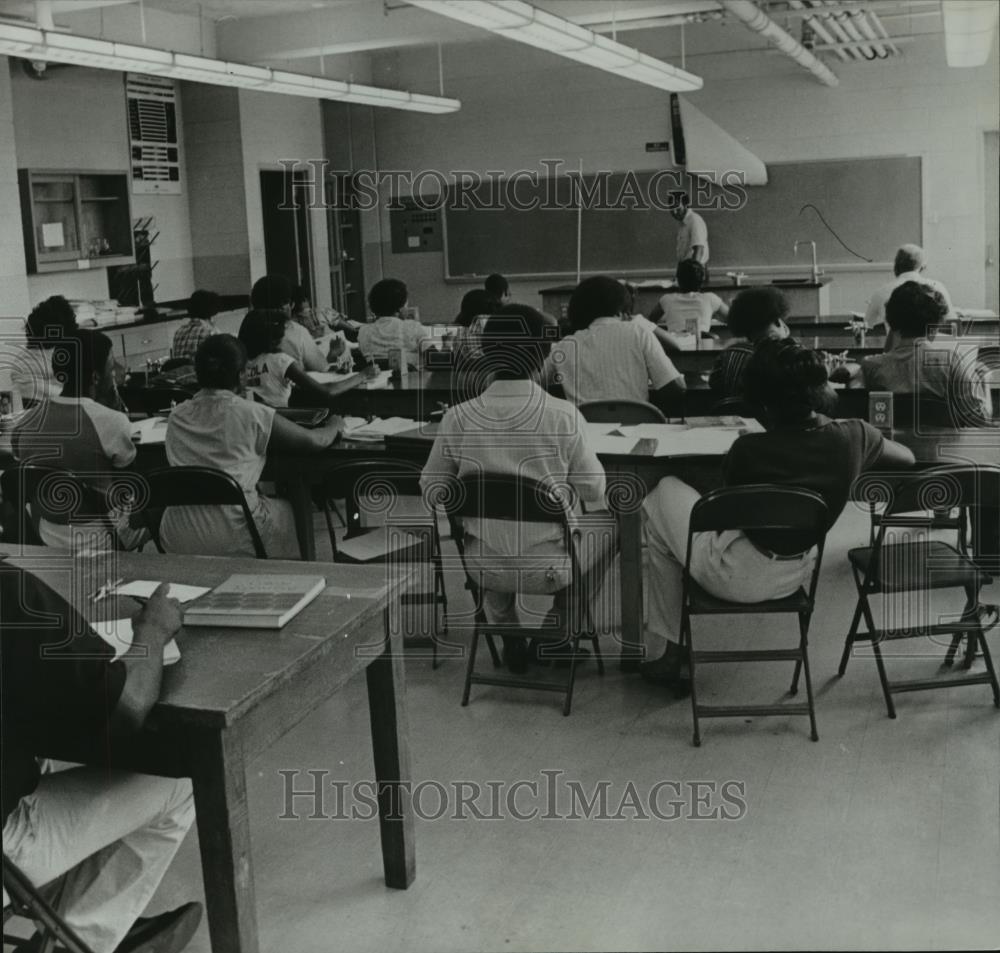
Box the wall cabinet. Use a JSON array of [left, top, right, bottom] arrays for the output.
[[18, 169, 135, 274]]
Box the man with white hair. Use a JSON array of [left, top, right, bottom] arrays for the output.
[[864, 244, 956, 327]]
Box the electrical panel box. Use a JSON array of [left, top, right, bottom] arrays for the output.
[[389, 202, 442, 254]]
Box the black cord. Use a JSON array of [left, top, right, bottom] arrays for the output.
[[799, 204, 873, 262]]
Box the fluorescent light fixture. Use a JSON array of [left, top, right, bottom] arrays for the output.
[[0, 22, 460, 113], [409, 0, 702, 92], [942, 0, 999, 67]]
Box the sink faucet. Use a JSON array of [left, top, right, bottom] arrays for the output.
[[794, 240, 821, 283]]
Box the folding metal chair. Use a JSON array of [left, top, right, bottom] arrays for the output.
[[679, 485, 829, 746], [319, 457, 450, 668], [578, 399, 666, 424], [3, 854, 93, 953], [441, 473, 607, 716], [839, 465, 1000, 717], [142, 466, 268, 559]]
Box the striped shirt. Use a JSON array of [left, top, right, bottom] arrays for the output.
[[546, 317, 681, 404], [709, 341, 755, 399], [420, 378, 606, 552], [171, 319, 216, 362]]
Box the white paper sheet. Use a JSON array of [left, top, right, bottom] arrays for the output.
[[652, 428, 742, 457], [582, 422, 622, 440], [91, 618, 181, 665], [361, 370, 394, 390], [41, 222, 65, 248], [589, 434, 640, 456], [336, 528, 423, 561], [130, 417, 168, 445], [307, 371, 358, 385], [345, 417, 418, 439], [114, 581, 211, 603]]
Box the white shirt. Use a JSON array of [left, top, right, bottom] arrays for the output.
[[676, 210, 709, 265], [5, 345, 62, 404], [281, 319, 328, 373], [358, 316, 430, 368], [546, 317, 682, 404], [657, 291, 725, 335], [864, 271, 956, 327], [420, 378, 605, 552], [245, 351, 295, 407]]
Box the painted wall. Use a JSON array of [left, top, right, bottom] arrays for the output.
[[0, 59, 29, 323], [9, 63, 195, 307], [358, 24, 999, 321], [237, 89, 333, 309]]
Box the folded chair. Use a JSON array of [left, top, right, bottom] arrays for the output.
[[441, 473, 608, 716], [839, 465, 1000, 717], [3, 854, 93, 953], [679, 485, 829, 746], [578, 399, 666, 424], [319, 457, 450, 668]]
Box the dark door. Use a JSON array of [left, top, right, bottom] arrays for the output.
[[260, 169, 313, 297]]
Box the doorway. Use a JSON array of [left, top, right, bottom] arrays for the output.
[[260, 169, 314, 299]]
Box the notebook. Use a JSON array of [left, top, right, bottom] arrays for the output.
[[130, 417, 168, 445], [182, 574, 326, 629]]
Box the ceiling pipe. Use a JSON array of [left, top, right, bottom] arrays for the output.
[[869, 11, 899, 55], [824, 1, 879, 59], [850, 10, 888, 58], [811, 0, 862, 59], [788, 0, 849, 62], [719, 0, 839, 85]]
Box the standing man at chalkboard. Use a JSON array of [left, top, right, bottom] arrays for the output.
[[671, 194, 709, 272]]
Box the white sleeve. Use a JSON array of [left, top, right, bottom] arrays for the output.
[[91, 406, 137, 468], [641, 325, 681, 389]]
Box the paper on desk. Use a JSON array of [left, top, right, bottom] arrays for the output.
[[346, 417, 418, 439], [114, 580, 211, 603], [308, 371, 358, 385], [617, 424, 689, 440], [336, 527, 423, 561], [589, 434, 640, 456], [91, 618, 181, 665], [130, 417, 168, 445], [582, 421, 621, 439], [652, 428, 742, 457], [362, 370, 394, 390]]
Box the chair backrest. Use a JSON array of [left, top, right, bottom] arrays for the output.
[[578, 399, 666, 424], [688, 484, 828, 537], [3, 465, 112, 533], [121, 387, 192, 416], [712, 396, 762, 420], [144, 466, 268, 558], [3, 853, 95, 953], [875, 465, 1000, 519], [434, 473, 575, 526], [159, 357, 193, 374]]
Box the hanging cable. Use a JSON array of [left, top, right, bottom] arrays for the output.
[[799, 204, 873, 262]]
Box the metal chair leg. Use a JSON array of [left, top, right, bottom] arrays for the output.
[[838, 596, 865, 677], [461, 628, 480, 706], [798, 615, 819, 742]]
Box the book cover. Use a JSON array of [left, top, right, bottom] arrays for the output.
[[183, 574, 326, 629]]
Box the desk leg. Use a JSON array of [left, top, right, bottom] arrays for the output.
[[287, 478, 316, 561], [191, 731, 259, 953], [618, 508, 644, 669], [365, 636, 415, 889]]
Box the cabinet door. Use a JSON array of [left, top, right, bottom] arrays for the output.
[[119, 322, 177, 369], [29, 174, 81, 263]]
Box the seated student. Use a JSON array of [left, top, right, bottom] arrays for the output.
[[857, 281, 993, 424], [864, 244, 956, 328], [357, 279, 430, 369], [1, 568, 201, 953], [238, 310, 359, 410], [420, 310, 616, 673], [484, 273, 513, 307], [250, 274, 329, 373], [546, 275, 685, 410], [452, 288, 499, 362], [648, 260, 728, 336], [290, 285, 354, 372], [13, 328, 146, 551], [171, 289, 220, 362], [708, 287, 790, 399], [641, 339, 916, 686], [161, 334, 343, 559], [621, 280, 689, 356], [9, 295, 77, 404]]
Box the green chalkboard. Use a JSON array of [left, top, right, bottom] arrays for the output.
[[443, 157, 922, 277]]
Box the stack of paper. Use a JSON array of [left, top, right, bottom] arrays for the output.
[[345, 417, 419, 440], [114, 580, 211, 603], [651, 428, 743, 458], [307, 370, 358, 385]]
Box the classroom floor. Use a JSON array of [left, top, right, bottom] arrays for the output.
[[151, 504, 1000, 952]]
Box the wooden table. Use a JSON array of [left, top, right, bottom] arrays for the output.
[[2, 547, 417, 953]]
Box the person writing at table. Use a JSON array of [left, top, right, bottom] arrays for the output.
[[641, 339, 916, 688], [238, 310, 361, 410], [2, 565, 202, 953], [546, 275, 685, 413], [357, 279, 430, 370], [160, 334, 342, 559]]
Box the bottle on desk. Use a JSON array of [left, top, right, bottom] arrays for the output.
[[388, 347, 408, 382]]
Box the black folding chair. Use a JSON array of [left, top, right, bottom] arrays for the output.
[[3, 854, 93, 953], [0, 465, 121, 549], [142, 466, 268, 559], [678, 485, 829, 746], [319, 457, 450, 668], [712, 396, 762, 420], [839, 465, 1000, 717], [439, 473, 609, 716], [578, 399, 666, 424]]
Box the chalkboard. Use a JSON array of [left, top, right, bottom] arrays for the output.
[[443, 157, 922, 277]]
